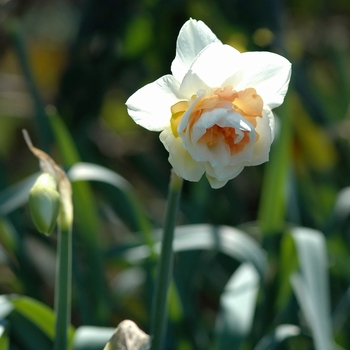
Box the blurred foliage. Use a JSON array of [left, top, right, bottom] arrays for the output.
[[1, 0, 350, 349]]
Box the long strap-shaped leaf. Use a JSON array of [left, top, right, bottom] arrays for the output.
[[0, 173, 39, 216], [214, 263, 260, 350], [0, 323, 9, 350], [290, 227, 333, 350], [253, 324, 301, 350], [0, 295, 75, 348], [120, 224, 267, 277]]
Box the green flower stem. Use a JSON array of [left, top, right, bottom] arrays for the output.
[[54, 225, 72, 350], [150, 171, 183, 350]]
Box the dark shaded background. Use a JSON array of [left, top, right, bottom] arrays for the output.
[[1, 0, 350, 349]]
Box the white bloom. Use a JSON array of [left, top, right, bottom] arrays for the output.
[[126, 19, 291, 188]]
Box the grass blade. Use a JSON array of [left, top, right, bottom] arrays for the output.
[[118, 224, 267, 277], [0, 173, 39, 216], [253, 324, 301, 350], [67, 162, 152, 239], [0, 324, 9, 350], [72, 326, 114, 350], [1, 295, 74, 349], [290, 227, 333, 350], [214, 263, 260, 350]]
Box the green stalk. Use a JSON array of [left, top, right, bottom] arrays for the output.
[[54, 225, 72, 350], [150, 171, 183, 350]]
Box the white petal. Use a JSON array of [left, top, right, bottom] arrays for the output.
[[179, 71, 210, 98], [236, 51, 292, 110], [171, 19, 221, 83], [229, 140, 255, 165], [189, 43, 242, 88], [182, 108, 256, 168], [208, 142, 232, 168], [266, 107, 275, 141], [248, 110, 273, 166], [126, 75, 182, 131], [205, 162, 245, 183], [205, 174, 229, 189], [180, 107, 231, 166], [199, 139, 231, 168], [160, 128, 205, 181], [191, 108, 230, 143], [219, 112, 256, 165], [217, 111, 253, 130], [178, 91, 205, 134]]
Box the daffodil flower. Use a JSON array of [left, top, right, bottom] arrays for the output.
[[126, 19, 291, 188]]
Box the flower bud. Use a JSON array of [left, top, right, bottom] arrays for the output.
[[29, 173, 60, 235]]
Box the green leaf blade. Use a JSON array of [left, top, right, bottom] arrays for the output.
[[214, 263, 260, 350], [290, 227, 333, 350]]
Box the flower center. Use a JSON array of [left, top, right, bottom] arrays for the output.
[[170, 86, 263, 155], [198, 125, 251, 154]]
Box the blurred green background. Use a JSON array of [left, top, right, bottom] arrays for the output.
[[1, 0, 350, 349]]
